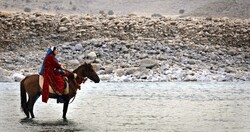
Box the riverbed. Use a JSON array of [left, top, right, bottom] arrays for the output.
[[0, 81, 250, 132]]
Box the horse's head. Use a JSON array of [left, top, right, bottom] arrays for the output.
[[74, 63, 100, 83]]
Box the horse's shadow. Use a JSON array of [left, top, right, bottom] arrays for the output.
[[20, 118, 71, 126], [20, 118, 84, 131]]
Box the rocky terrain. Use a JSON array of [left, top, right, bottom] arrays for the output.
[[0, 11, 249, 82]]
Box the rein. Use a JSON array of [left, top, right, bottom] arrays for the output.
[[74, 75, 87, 90], [69, 73, 87, 104]]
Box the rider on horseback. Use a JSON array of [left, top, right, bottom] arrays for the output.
[[40, 46, 76, 103]]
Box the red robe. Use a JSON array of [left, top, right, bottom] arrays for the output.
[[42, 54, 64, 103]]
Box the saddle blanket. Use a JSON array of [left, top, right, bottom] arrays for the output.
[[39, 75, 69, 95]]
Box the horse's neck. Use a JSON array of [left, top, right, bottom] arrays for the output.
[[73, 66, 86, 78], [68, 77, 79, 96], [68, 66, 85, 96]]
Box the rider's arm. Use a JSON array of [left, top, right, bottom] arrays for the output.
[[46, 55, 62, 69]]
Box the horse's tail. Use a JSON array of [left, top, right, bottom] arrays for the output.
[[20, 78, 28, 113]]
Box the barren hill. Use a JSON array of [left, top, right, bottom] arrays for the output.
[[0, 0, 249, 18]]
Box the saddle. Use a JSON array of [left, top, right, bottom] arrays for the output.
[[39, 75, 69, 95]]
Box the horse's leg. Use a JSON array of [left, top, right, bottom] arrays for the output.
[[20, 79, 30, 118], [27, 96, 36, 118], [24, 105, 30, 119], [23, 102, 29, 118], [62, 96, 70, 120]]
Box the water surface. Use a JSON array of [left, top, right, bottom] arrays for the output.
[[0, 82, 250, 132]]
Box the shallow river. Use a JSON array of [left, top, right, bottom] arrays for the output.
[[0, 81, 250, 132]]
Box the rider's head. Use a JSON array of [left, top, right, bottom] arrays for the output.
[[50, 46, 58, 56]]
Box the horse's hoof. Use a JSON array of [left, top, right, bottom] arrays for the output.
[[63, 118, 68, 122], [63, 116, 67, 120], [20, 117, 30, 123], [21, 117, 29, 120]]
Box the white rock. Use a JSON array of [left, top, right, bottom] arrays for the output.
[[77, 54, 85, 61], [104, 65, 114, 74], [87, 52, 97, 59], [99, 74, 112, 81], [75, 43, 83, 51], [68, 59, 80, 65], [12, 73, 25, 82], [115, 68, 125, 77], [184, 75, 197, 81], [58, 27, 68, 32]]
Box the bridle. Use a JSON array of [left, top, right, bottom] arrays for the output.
[[73, 74, 87, 90], [69, 73, 87, 104]]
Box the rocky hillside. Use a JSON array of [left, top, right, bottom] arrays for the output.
[[0, 0, 250, 18], [0, 12, 249, 82]]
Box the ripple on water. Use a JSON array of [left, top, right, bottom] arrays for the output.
[[0, 82, 250, 132]]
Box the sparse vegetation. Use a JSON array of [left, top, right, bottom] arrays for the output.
[[54, 6, 64, 11], [99, 10, 105, 15], [108, 10, 114, 15], [72, 5, 76, 11], [151, 13, 162, 17], [179, 9, 185, 14], [24, 7, 31, 12]]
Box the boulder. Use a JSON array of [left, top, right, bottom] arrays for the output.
[[87, 52, 97, 59], [58, 27, 68, 32], [99, 74, 112, 81], [115, 68, 125, 77], [68, 59, 80, 65], [12, 73, 25, 82], [184, 75, 197, 81], [75, 43, 83, 51], [139, 59, 158, 69], [104, 65, 114, 74], [125, 67, 140, 75]]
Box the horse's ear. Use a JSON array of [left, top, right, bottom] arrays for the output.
[[87, 63, 92, 67]]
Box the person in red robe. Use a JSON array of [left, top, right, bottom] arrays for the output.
[[40, 46, 70, 103]]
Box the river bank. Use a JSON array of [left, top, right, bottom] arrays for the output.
[[0, 12, 249, 82]]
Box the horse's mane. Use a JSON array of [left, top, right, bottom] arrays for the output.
[[73, 63, 92, 73]]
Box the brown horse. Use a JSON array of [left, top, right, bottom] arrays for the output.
[[20, 63, 100, 119]]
